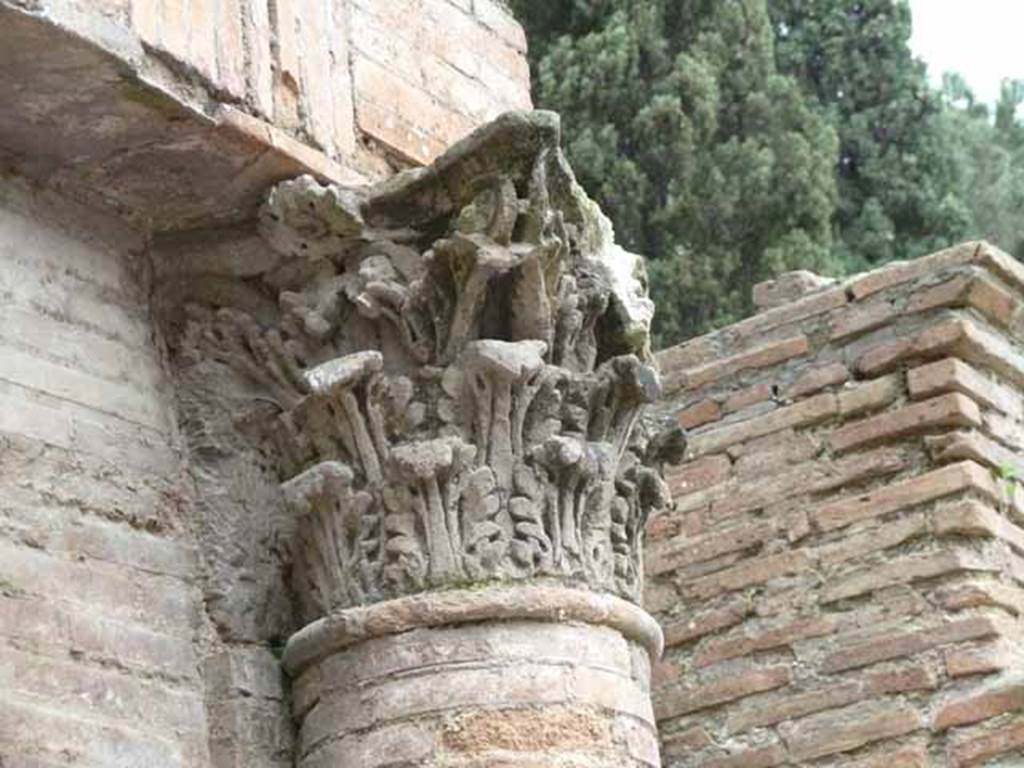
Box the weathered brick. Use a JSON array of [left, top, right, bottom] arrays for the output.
[[753, 270, 836, 310], [846, 242, 980, 300], [711, 446, 908, 521], [965, 273, 1022, 328], [688, 392, 837, 457], [927, 430, 1024, 481], [647, 519, 775, 577], [785, 362, 849, 399], [781, 700, 922, 761], [932, 499, 1024, 551], [727, 662, 936, 733], [841, 741, 929, 768], [676, 398, 721, 429], [908, 357, 1022, 419], [831, 298, 900, 340], [837, 373, 903, 417], [944, 640, 1022, 678], [705, 743, 787, 768], [730, 285, 849, 340], [663, 454, 732, 500], [694, 615, 837, 668], [812, 460, 998, 532], [668, 335, 810, 394], [732, 429, 821, 476], [814, 513, 928, 567], [722, 381, 774, 413], [655, 665, 791, 720], [820, 549, 996, 604], [820, 615, 1007, 673], [947, 714, 1024, 766], [660, 725, 712, 756], [935, 580, 1024, 616], [830, 392, 981, 453], [683, 550, 813, 601], [660, 597, 750, 647], [934, 678, 1024, 730], [904, 271, 975, 315], [855, 318, 968, 377]]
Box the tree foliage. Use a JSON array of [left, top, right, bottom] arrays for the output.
[[511, 0, 839, 345], [511, 0, 1024, 346]]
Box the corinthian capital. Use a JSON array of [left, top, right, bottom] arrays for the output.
[[178, 111, 681, 623]]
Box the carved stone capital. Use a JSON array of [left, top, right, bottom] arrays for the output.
[[177, 111, 681, 627]]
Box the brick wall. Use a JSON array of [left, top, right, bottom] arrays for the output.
[[0, 182, 211, 767], [28, 0, 530, 171], [649, 242, 1024, 766]]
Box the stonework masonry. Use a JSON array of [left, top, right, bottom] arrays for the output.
[[651, 242, 1024, 766]]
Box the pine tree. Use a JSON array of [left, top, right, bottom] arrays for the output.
[[767, 0, 972, 272], [511, 0, 839, 345], [945, 77, 1024, 259]]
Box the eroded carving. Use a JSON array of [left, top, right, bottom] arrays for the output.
[[175, 112, 680, 624]]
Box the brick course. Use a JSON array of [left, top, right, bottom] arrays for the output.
[[651, 241, 1024, 766]]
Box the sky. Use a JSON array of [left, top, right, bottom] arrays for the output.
[[908, 0, 1024, 107]]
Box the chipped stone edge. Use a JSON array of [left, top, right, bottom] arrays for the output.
[[282, 584, 665, 675]]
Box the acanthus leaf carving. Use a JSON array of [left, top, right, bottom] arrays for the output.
[[173, 111, 683, 625]]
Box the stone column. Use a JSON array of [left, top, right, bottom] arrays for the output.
[[180, 112, 682, 767]]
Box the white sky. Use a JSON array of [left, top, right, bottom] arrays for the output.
[[909, 0, 1024, 106]]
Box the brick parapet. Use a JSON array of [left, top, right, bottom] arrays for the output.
[[650, 241, 1024, 766]]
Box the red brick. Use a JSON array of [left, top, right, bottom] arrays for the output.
[[944, 640, 1021, 678], [731, 286, 848, 340], [932, 499, 1024, 551], [947, 714, 1024, 766], [855, 318, 968, 376], [711, 446, 908, 521], [812, 460, 998, 532], [668, 335, 810, 394], [689, 393, 837, 457], [837, 373, 903, 416], [660, 725, 712, 757], [905, 272, 975, 314], [732, 429, 821, 477], [841, 741, 929, 768], [955, 316, 1024, 389], [934, 580, 1024, 616], [655, 666, 791, 720], [814, 513, 928, 567], [676, 399, 721, 429], [927, 431, 1024, 487], [820, 615, 1006, 673], [663, 455, 732, 499], [647, 520, 775, 577], [704, 743, 787, 768], [722, 382, 774, 414], [820, 549, 995, 604], [830, 392, 981, 453], [966, 273, 1021, 328], [846, 242, 980, 300], [831, 298, 900, 340], [934, 679, 1024, 730], [781, 700, 922, 761], [785, 362, 849, 399], [684, 550, 813, 601], [908, 357, 1022, 419], [727, 662, 936, 734], [661, 598, 750, 647], [753, 270, 836, 310], [694, 615, 837, 668]]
